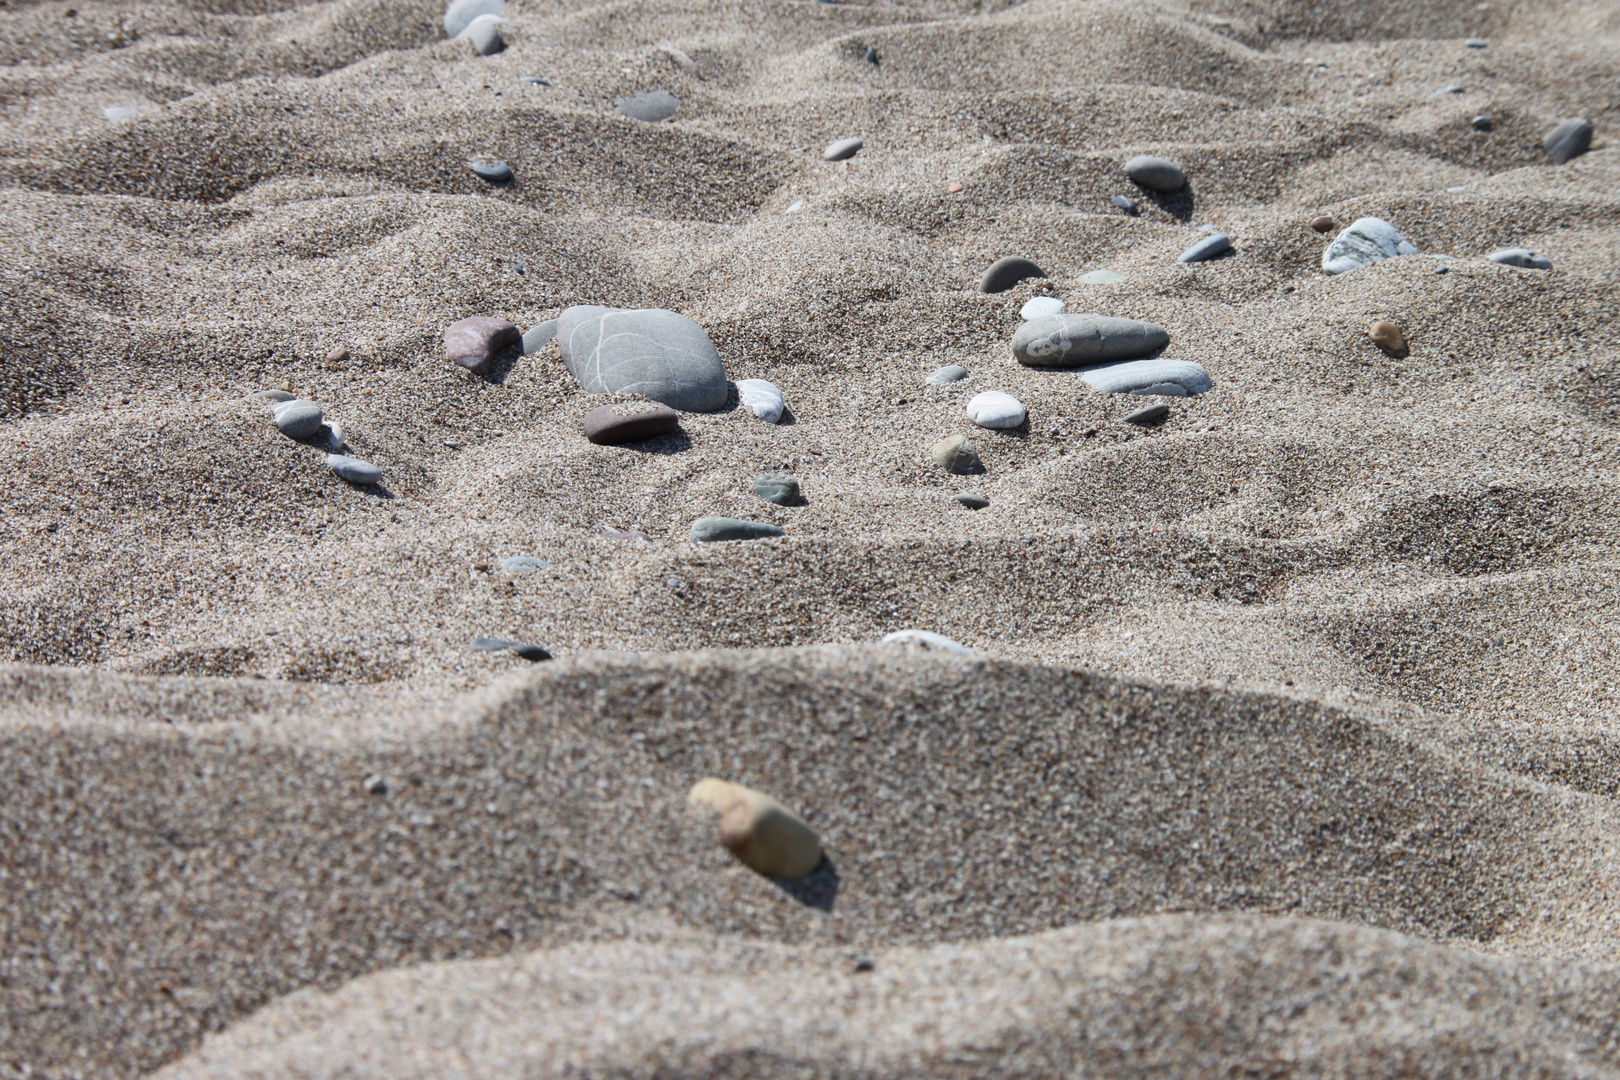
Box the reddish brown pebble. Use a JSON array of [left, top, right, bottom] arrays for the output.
[[443, 316, 520, 375], [582, 401, 680, 445], [1310, 215, 1335, 233], [1368, 321, 1409, 358], [947, 182, 964, 193]]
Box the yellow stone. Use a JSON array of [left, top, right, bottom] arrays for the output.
[[1368, 321, 1408, 358], [688, 778, 823, 879]]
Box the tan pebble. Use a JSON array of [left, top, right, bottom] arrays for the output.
[[326, 347, 351, 365], [1368, 321, 1409, 358], [931, 433, 980, 473], [278, 379, 293, 392], [688, 778, 822, 879], [1310, 215, 1335, 233], [947, 182, 964, 193]]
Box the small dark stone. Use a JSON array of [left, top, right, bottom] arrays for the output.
[[853, 958, 875, 973], [1111, 194, 1138, 214], [471, 637, 551, 661], [954, 494, 989, 510], [363, 774, 388, 795], [444, 315, 521, 375], [1472, 114, 1492, 131], [754, 473, 800, 506], [582, 402, 680, 445], [978, 256, 1047, 294], [1309, 215, 1335, 233], [864, 45, 878, 64], [1125, 403, 1170, 426]]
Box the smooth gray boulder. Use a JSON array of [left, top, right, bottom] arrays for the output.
[[1178, 233, 1231, 263], [558, 306, 728, 411], [1080, 358, 1212, 396], [1489, 248, 1554, 270], [1544, 119, 1593, 165], [1125, 155, 1185, 192], [690, 517, 784, 542], [1012, 314, 1169, 368], [1322, 217, 1419, 274], [444, 0, 502, 36]]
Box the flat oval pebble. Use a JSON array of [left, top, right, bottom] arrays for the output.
[[736, 378, 785, 423], [459, 14, 504, 54], [1012, 314, 1169, 368], [930, 434, 979, 473], [1472, 114, 1493, 131], [881, 629, 971, 654], [1080, 358, 1213, 395], [1111, 194, 1138, 214], [521, 319, 558, 354], [954, 494, 989, 510], [1019, 296, 1064, 320], [1368, 321, 1409, 358], [273, 399, 323, 439], [690, 517, 785, 542], [468, 159, 511, 182], [688, 778, 822, 879], [499, 556, 551, 573], [965, 391, 1026, 429], [558, 305, 728, 412], [326, 454, 381, 484], [1079, 269, 1126, 284], [1544, 119, 1593, 164], [444, 315, 520, 375], [444, 0, 502, 36], [1124, 155, 1185, 192], [1309, 215, 1336, 233], [1178, 233, 1231, 263], [1489, 248, 1554, 270], [753, 473, 800, 506], [1322, 217, 1419, 274], [470, 637, 550, 661], [926, 365, 968, 385], [616, 90, 679, 122], [252, 389, 295, 402], [1125, 403, 1170, 426], [822, 137, 863, 161], [978, 256, 1046, 294], [582, 402, 680, 445]]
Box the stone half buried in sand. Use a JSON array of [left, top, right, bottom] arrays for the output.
[[881, 629, 971, 654], [688, 778, 822, 879], [965, 390, 1026, 429], [735, 378, 785, 423], [690, 517, 784, 542], [1080, 358, 1212, 396], [557, 305, 728, 412], [616, 90, 679, 122], [444, 315, 520, 375], [443, 0, 502, 37], [1322, 217, 1419, 275], [582, 401, 680, 445], [459, 14, 505, 55], [1012, 314, 1169, 368]]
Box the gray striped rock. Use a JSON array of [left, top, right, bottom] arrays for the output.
[[326, 454, 382, 484], [1080, 358, 1212, 396], [1012, 314, 1169, 368], [690, 517, 784, 542], [558, 306, 728, 412], [1544, 119, 1593, 165], [444, 0, 502, 36], [1322, 217, 1419, 275], [273, 400, 323, 439], [736, 379, 785, 423]]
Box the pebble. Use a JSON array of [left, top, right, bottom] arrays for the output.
[[468, 159, 512, 183], [616, 90, 679, 122], [252, 389, 295, 402], [499, 556, 551, 573], [1124, 403, 1170, 426], [521, 75, 551, 86], [1489, 248, 1554, 270], [322, 421, 349, 452], [1368, 321, 1409, 358], [978, 256, 1047, 294], [880, 629, 971, 654], [1012, 314, 1169, 368], [1079, 269, 1126, 284], [582, 402, 680, 445], [823, 137, 863, 161], [521, 319, 558, 354], [272, 399, 323, 440], [1080, 358, 1213, 395], [601, 527, 653, 541], [954, 494, 989, 510], [931, 434, 980, 473], [1124, 155, 1185, 192], [964, 391, 1026, 429], [1465, 37, 1488, 48], [1019, 296, 1064, 320], [443, 0, 502, 37], [326, 454, 382, 484], [1177, 233, 1231, 263], [1427, 84, 1465, 99], [363, 774, 389, 796], [103, 106, 137, 122], [865, 45, 879, 64], [470, 637, 551, 662], [687, 778, 822, 879], [1472, 114, 1493, 131], [557, 305, 728, 411], [1543, 119, 1593, 165], [1110, 194, 1138, 214], [736, 379, 785, 423], [1321, 217, 1419, 274], [927, 365, 968, 385], [1309, 215, 1336, 233], [459, 14, 504, 55], [690, 517, 786, 542], [753, 474, 800, 506], [325, 347, 350, 365], [444, 315, 520, 375]]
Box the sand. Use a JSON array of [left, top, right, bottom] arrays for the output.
[[2, 0, 1619, 1073]]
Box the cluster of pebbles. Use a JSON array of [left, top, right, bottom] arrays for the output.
[[252, 368, 383, 486]]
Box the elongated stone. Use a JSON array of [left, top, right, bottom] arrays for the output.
[[1178, 233, 1231, 263], [688, 778, 822, 878], [1489, 248, 1553, 270], [823, 137, 863, 161], [616, 90, 679, 122], [582, 402, 680, 445], [1125, 155, 1185, 192], [1125, 403, 1169, 426], [1012, 314, 1168, 368], [1544, 119, 1593, 165], [881, 629, 971, 654], [468, 159, 511, 182], [690, 517, 784, 542], [1080, 358, 1212, 395], [326, 454, 381, 484], [521, 319, 558, 353], [926, 365, 968, 385], [979, 257, 1046, 294]]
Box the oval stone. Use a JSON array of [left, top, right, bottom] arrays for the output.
[[978, 257, 1047, 294], [273, 400, 323, 439], [965, 391, 1026, 429], [444, 315, 521, 375], [1012, 314, 1169, 368], [822, 137, 863, 161], [1125, 403, 1170, 426], [1309, 215, 1336, 233], [1079, 269, 1126, 284], [1544, 119, 1593, 165], [459, 14, 504, 55], [1111, 194, 1139, 214], [754, 473, 800, 506], [1178, 233, 1231, 263], [688, 778, 822, 879], [690, 517, 785, 542], [558, 305, 728, 412], [582, 402, 680, 445], [616, 90, 679, 122], [931, 434, 979, 473], [326, 454, 382, 484], [1322, 217, 1419, 275], [736, 379, 785, 423], [1019, 296, 1064, 320], [468, 159, 511, 182], [1368, 321, 1408, 358], [880, 629, 971, 654], [1080, 358, 1212, 395], [443, 0, 502, 37], [1125, 155, 1185, 192], [1489, 248, 1553, 270], [954, 494, 989, 510], [926, 365, 969, 385]]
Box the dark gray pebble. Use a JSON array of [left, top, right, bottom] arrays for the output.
[[1544, 119, 1593, 165], [864, 45, 878, 64], [954, 494, 989, 510], [470, 637, 551, 661], [273, 400, 323, 439], [469, 160, 512, 183], [978, 256, 1047, 294], [1125, 403, 1170, 426], [1472, 114, 1492, 131], [1177, 233, 1231, 263]]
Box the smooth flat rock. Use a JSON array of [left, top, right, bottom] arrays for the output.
[[979, 257, 1046, 294], [931, 434, 979, 473], [470, 637, 550, 661], [252, 389, 296, 402], [582, 402, 680, 445], [326, 454, 381, 485], [499, 556, 551, 573], [689, 517, 785, 542], [1124, 155, 1185, 192], [926, 365, 968, 385], [688, 778, 822, 879], [558, 306, 728, 412], [823, 137, 863, 161], [1322, 217, 1419, 274], [736, 379, 785, 423], [881, 629, 971, 654], [272, 400, 323, 440], [459, 14, 504, 54], [753, 474, 799, 506], [1178, 233, 1231, 263], [521, 319, 558, 354], [468, 159, 511, 182], [1489, 248, 1554, 270], [1080, 358, 1212, 395], [1309, 215, 1336, 233], [954, 494, 989, 510], [1111, 194, 1138, 214], [1544, 119, 1593, 164], [616, 90, 679, 122], [1079, 269, 1126, 284], [444, 315, 520, 375], [965, 391, 1026, 429], [1019, 296, 1064, 320], [1012, 314, 1169, 368], [444, 0, 502, 36], [1125, 403, 1170, 426]]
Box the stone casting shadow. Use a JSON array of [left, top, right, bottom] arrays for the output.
[[624, 430, 692, 455], [480, 342, 525, 385], [771, 856, 840, 911], [1141, 183, 1195, 223]]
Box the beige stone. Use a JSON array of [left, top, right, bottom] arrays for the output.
[[931, 433, 980, 473], [688, 778, 822, 879], [1368, 321, 1408, 359]]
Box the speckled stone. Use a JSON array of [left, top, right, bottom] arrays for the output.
[[444, 316, 520, 375], [753, 474, 800, 506], [1125, 403, 1170, 426], [689, 517, 785, 542], [688, 778, 822, 879], [470, 637, 550, 661], [1544, 119, 1593, 164], [931, 434, 980, 473], [582, 402, 680, 445], [979, 257, 1047, 294], [965, 391, 1026, 429], [558, 306, 728, 412], [325, 454, 381, 485], [823, 137, 863, 161], [926, 365, 969, 385], [616, 90, 679, 122], [1124, 155, 1185, 192], [1368, 321, 1409, 358], [1322, 218, 1419, 274], [273, 400, 323, 439], [1178, 233, 1231, 263], [1012, 315, 1169, 368], [1489, 248, 1554, 270]]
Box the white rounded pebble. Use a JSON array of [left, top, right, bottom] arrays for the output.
[[823, 137, 863, 161], [965, 391, 1027, 429], [326, 454, 382, 485], [458, 14, 506, 54], [1322, 217, 1419, 274], [1019, 296, 1064, 320], [736, 379, 785, 423], [881, 629, 972, 655], [443, 0, 503, 37]]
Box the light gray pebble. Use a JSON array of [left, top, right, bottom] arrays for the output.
[[1111, 194, 1138, 214], [1124, 155, 1185, 192], [103, 106, 138, 123], [1178, 233, 1231, 263], [616, 90, 679, 122], [252, 389, 295, 402], [823, 137, 863, 161], [736, 379, 785, 423], [1081, 358, 1212, 396], [880, 629, 970, 654], [1465, 37, 1488, 48], [1322, 217, 1419, 274], [690, 517, 785, 542], [1012, 314, 1169, 368], [1427, 85, 1465, 99], [444, 0, 502, 37], [469, 159, 512, 182], [273, 400, 323, 440], [459, 14, 505, 55], [326, 454, 382, 485], [1544, 119, 1593, 165], [499, 556, 551, 573], [1489, 248, 1554, 270], [521, 319, 558, 354], [927, 365, 968, 385]]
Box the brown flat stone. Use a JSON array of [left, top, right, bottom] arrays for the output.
[[1310, 215, 1336, 234], [1368, 321, 1409, 359], [444, 316, 520, 375], [583, 401, 680, 445]]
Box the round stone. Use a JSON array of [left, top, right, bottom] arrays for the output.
[[965, 391, 1026, 429], [880, 629, 971, 654], [931, 434, 980, 473], [689, 517, 785, 542], [1111, 194, 1138, 214], [823, 137, 863, 161], [558, 305, 728, 412], [688, 778, 822, 879], [1012, 314, 1169, 368], [616, 90, 679, 122], [499, 556, 551, 573], [754, 473, 800, 506], [978, 257, 1047, 294], [1544, 119, 1593, 165], [1472, 114, 1493, 131], [582, 402, 680, 445], [954, 494, 989, 510], [926, 365, 968, 385], [1019, 296, 1064, 320], [1322, 217, 1419, 274], [1079, 269, 1126, 284], [459, 14, 504, 55], [468, 159, 512, 182], [326, 454, 381, 484], [1309, 215, 1336, 233], [1178, 233, 1231, 263], [1368, 321, 1408, 358], [444, 0, 502, 37], [736, 379, 785, 423], [470, 637, 550, 661], [1125, 403, 1170, 426], [1124, 155, 1186, 192], [444, 315, 521, 375], [273, 400, 323, 439], [1489, 248, 1553, 270]]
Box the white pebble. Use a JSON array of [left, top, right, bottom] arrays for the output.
[[965, 390, 1027, 429], [1019, 296, 1064, 320]]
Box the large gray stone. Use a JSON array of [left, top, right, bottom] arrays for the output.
[[1080, 358, 1212, 396], [1125, 155, 1185, 192], [273, 400, 323, 440], [557, 305, 728, 412], [1011, 314, 1169, 368], [1321, 217, 1419, 275], [1544, 119, 1593, 165]]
